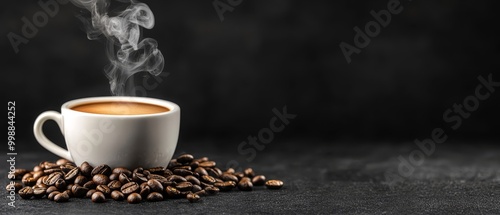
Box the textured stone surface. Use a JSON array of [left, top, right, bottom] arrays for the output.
[[2, 140, 500, 214]]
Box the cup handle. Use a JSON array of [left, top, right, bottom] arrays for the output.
[[33, 111, 72, 161]]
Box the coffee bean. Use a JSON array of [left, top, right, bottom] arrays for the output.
[[44, 163, 59, 170], [173, 168, 193, 176], [238, 177, 253, 191], [187, 192, 200, 203], [72, 184, 89, 198], [111, 190, 125, 201], [90, 164, 112, 176], [148, 174, 169, 184], [63, 189, 73, 198], [167, 175, 187, 183], [215, 181, 236, 192], [93, 174, 110, 185], [22, 177, 37, 186], [192, 185, 202, 193], [54, 178, 67, 190], [234, 172, 245, 180], [194, 157, 209, 163], [91, 191, 106, 203], [18, 186, 34, 199], [176, 182, 193, 192], [244, 168, 255, 178], [190, 161, 199, 169], [54, 192, 69, 202], [177, 154, 194, 164], [36, 176, 46, 185], [32, 171, 44, 180], [139, 185, 151, 198], [133, 172, 148, 183], [112, 167, 132, 177], [146, 179, 163, 193], [9, 158, 285, 205], [204, 186, 219, 195], [220, 173, 239, 182], [33, 184, 48, 189], [252, 175, 266, 186], [185, 175, 201, 186], [146, 192, 163, 202], [172, 165, 190, 171], [109, 173, 119, 181], [74, 175, 88, 186], [194, 190, 207, 196], [225, 168, 235, 174], [80, 162, 93, 177], [121, 182, 139, 195], [48, 191, 60, 200], [201, 175, 217, 184], [200, 182, 213, 189], [83, 181, 97, 190], [60, 164, 76, 174], [127, 193, 142, 204], [56, 158, 71, 166], [64, 167, 80, 181], [5, 182, 23, 192], [214, 168, 223, 176], [44, 172, 63, 186], [119, 173, 131, 184], [33, 187, 47, 198], [33, 165, 44, 172], [163, 169, 173, 177], [46, 186, 58, 194], [22, 173, 33, 181], [165, 186, 181, 198], [194, 167, 208, 176], [147, 167, 164, 175], [265, 180, 283, 189], [43, 168, 61, 175], [96, 185, 111, 197], [91, 164, 112, 176], [133, 167, 144, 174], [107, 180, 122, 190], [86, 189, 97, 198], [168, 160, 182, 169], [207, 168, 220, 178], [198, 161, 216, 168]]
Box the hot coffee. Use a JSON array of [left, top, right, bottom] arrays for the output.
[[71, 102, 169, 115], [34, 96, 180, 168]]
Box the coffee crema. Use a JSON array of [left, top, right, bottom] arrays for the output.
[[71, 102, 169, 115]]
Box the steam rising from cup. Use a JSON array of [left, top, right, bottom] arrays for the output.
[[70, 0, 164, 96]]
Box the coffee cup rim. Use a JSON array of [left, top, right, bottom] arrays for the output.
[[62, 96, 179, 117]]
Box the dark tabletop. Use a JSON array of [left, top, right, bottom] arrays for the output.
[[2, 140, 500, 214]]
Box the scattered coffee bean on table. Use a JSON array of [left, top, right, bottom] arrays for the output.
[[265, 180, 284, 189], [5, 154, 284, 204]]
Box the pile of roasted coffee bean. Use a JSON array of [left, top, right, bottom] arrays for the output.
[[6, 154, 284, 204]]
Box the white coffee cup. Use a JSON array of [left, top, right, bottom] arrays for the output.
[[33, 96, 180, 169]]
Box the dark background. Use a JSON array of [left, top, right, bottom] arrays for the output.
[[1, 0, 499, 151], [2, 1, 500, 213]]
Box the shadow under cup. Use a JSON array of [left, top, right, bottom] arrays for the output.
[[34, 97, 180, 169]]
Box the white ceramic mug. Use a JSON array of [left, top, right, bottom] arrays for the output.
[[33, 96, 180, 169]]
